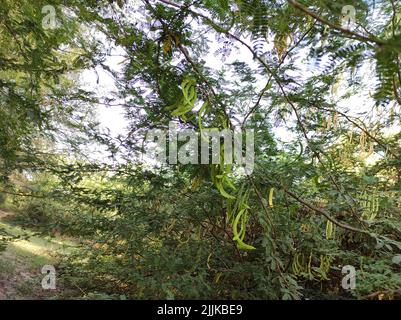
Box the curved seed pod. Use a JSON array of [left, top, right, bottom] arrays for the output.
[[326, 116, 332, 130], [239, 213, 247, 241], [181, 77, 195, 95], [333, 112, 338, 128], [171, 98, 194, 116], [319, 255, 330, 273], [325, 220, 333, 239], [375, 195, 379, 213], [182, 81, 194, 102], [214, 272, 223, 283], [215, 179, 235, 199], [363, 191, 368, 209], [223, 175, 236, 191], [229, 185, 246, 225], [232, 208, 255, 250], [369, 195, 379, 220], [171, 102, 196, 117], [349, 130, 354, 143], [171, 77, 198, 118], [292, 254, 300, 275], [369, 194, 375, 212], [268, 187, 274, 208], [368, 142, 374, 155], [183, 86, 196, 105], [236, 240, 256, 250], [232, 209, 246, 241]]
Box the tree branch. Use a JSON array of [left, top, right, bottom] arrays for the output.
[[287, 0, 384, 46]]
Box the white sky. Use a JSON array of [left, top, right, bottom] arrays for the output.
[[76, 2, 399, 166]]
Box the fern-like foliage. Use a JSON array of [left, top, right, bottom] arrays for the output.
[[374, 47, 399, 106]]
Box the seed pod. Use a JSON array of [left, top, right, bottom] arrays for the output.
[[349, 130, 354, 143], [368, 142, 374, 156], [326, 116, 332, 130], [268, 188, 274, 208], [333, 112, 338, 128], [325, 220, 334, 240]]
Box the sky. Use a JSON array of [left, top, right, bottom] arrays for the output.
[[76, 1, 399, 167]]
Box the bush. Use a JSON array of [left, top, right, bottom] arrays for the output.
[[0, 192, 6, 205]]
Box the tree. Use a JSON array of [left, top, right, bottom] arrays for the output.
[[1, 0, 401, 299]]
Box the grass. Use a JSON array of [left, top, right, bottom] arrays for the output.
[[0, 257, 15, 274]]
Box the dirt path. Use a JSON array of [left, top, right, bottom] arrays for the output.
[[0, 209, 75, 300]]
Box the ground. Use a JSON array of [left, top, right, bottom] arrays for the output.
[[0, 210, 75, 300]]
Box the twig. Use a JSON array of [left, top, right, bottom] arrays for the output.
[[284, 188, 369, 234], [287, 0, 384, 46]]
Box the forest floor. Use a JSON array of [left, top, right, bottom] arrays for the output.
[[0, 210, 75, 300]]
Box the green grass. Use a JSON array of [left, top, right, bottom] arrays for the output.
[[0, 256, 15, 273], [0, 214, 78, 299], [0, 219, 77, 270]]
